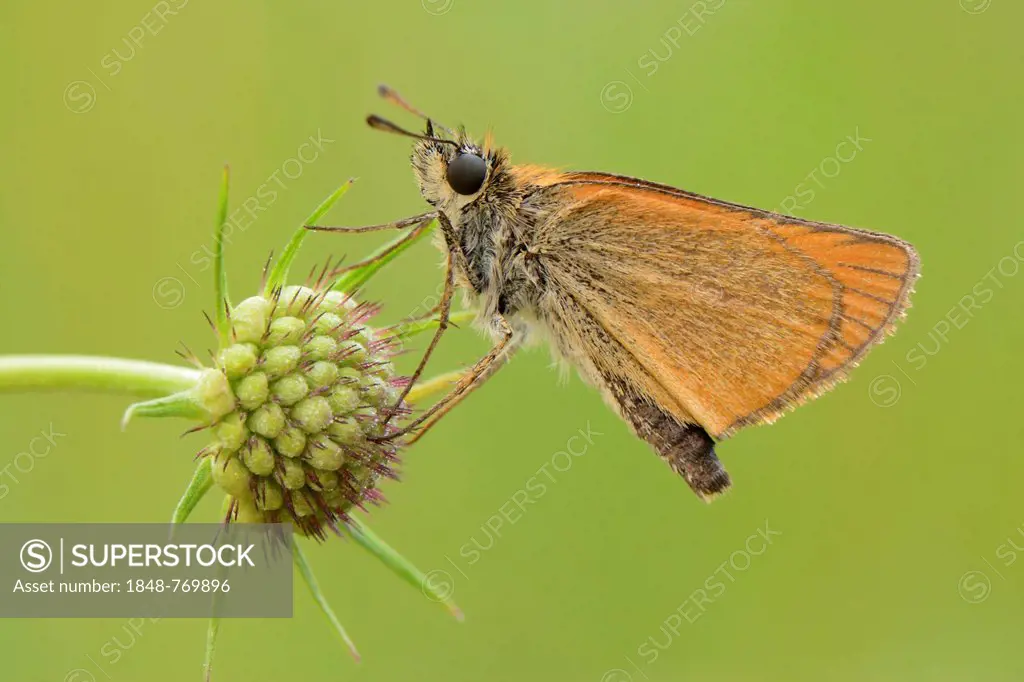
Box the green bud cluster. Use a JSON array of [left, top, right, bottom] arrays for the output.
[[203, 285, 407, 539]]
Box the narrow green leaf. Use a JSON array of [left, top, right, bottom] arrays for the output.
[[344, 516, 463, 621], [203, 614, 220, 682], [293, 541, 361, 661], [265, 179, 355, 297], [392, 309, 475, 340], [332, 219, 436, 293], [171, 458, 213, 526], [406, 369, 466, 405], [203, 495, 233, 682], [120, 390, 206, 431], [214, 166, 231, 347]]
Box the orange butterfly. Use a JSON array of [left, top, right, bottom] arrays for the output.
[[311, 86, 920, 500]]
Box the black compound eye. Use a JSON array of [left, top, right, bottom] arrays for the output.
[[446, 153, 487, 195]]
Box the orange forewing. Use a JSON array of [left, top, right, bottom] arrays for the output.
[[541, 174, 918, 438]]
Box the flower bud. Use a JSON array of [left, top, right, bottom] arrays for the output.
[[201, 288, 406, 539]]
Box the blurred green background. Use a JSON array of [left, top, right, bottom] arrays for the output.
[[2, 1, 1023, 680]]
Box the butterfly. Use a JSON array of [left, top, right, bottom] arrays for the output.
[[310, 86, 920, 500]]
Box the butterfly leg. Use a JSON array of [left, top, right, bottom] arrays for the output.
[[376, 315, 518, 443], [381, 250, 456, 426], [327, 218, 434, 281], [306, 211, 438, 234], [391, 212, 477, 323], [402, 336, 519, 445]]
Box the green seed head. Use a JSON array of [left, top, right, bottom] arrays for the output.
[[203, 286, 406, 539]]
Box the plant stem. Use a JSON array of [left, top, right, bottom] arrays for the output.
[[0, 355, 200, 399]]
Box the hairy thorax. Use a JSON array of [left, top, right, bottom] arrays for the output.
[[444, 182, 565, 341]]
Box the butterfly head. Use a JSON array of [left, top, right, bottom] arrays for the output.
[[410, 127, 506, 212], [367, 85, 514, 216]]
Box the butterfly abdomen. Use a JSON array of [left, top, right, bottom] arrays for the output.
[[609, 376, 732, 500]]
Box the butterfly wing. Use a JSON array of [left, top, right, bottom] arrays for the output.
[[532, 173, 919, 440]]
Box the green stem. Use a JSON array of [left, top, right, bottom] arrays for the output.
[[0, 355, 200, 398]]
